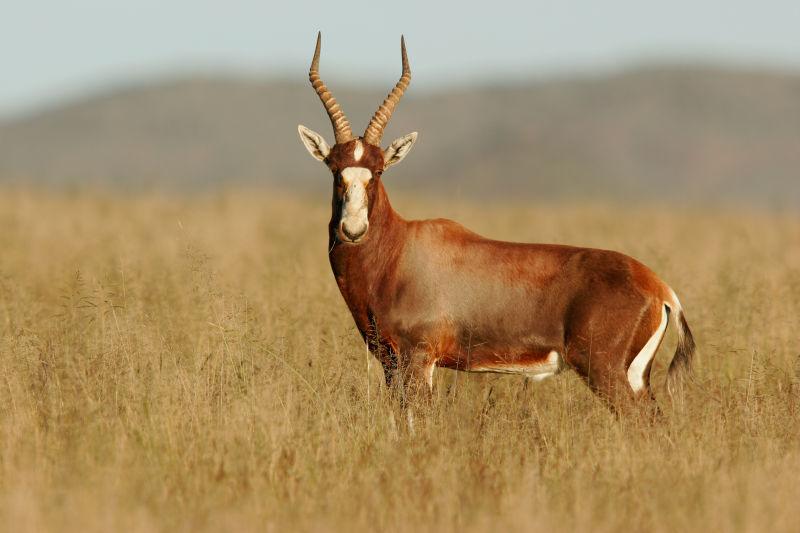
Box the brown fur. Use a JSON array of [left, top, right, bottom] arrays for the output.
[[321, 138, 689, 407]]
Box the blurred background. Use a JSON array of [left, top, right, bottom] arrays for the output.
[[1, 0, 799, 208]]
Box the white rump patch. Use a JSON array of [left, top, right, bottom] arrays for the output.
[[353, 140, 364, 161], [469, 350, 562, 382], [627, 305, 669, 393]]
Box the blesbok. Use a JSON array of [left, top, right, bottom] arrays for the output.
[[297, 33, 695, 408]]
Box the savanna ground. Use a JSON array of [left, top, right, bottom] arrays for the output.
[[0, 188, 798, 532]]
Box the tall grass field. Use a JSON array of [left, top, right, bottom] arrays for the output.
[[0, 188, 798, 532]]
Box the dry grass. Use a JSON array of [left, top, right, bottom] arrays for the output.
[[0, 188, 798, 532]]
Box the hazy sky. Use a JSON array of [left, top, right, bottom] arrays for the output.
[[2, 0, 799, 116]]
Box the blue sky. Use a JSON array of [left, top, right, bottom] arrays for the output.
[[2, 0, 799, 115]]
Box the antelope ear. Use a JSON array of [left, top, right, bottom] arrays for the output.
[[383, 132, 418, 169], [297, 125, 331, 161]]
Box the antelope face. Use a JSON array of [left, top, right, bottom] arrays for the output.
[[298, 130, 417, 243], [297, 32, 417, 244]]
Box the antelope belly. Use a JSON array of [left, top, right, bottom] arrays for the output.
[[464, 350, 562, 381]]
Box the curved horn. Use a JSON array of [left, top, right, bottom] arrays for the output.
[[309, 32, 353, 144], [363, 36, 411, 146]]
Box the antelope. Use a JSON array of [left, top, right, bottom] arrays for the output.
[[297, 33, 696, 409]]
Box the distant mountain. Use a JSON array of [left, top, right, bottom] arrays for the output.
[[1, 67, 799, 207]]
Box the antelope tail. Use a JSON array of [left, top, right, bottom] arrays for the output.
[[665, 290, 696, 394]]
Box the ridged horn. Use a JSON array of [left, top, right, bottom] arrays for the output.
[[309, 32, 353, 144], [363, 36, 411, 146]]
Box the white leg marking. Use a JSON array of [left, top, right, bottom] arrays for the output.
[[627, 305, 669, 393], [406, 410, 415, 436], [424, 364, 435, 390]]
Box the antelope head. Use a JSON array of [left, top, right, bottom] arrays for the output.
[[298, 33, 418, 244]]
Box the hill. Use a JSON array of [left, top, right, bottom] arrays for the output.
[[1, 66, 799, 207]]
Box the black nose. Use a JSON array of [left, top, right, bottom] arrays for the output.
[[341, 224, 367, 242]]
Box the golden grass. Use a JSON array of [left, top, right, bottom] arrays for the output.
[[0, 188, 798, 532]]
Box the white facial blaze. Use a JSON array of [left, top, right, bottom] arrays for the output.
[[339, 167, 372, 240], [353, 140, 364, 161]]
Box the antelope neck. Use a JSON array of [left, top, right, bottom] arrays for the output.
[[328, 180, 405, 286]]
